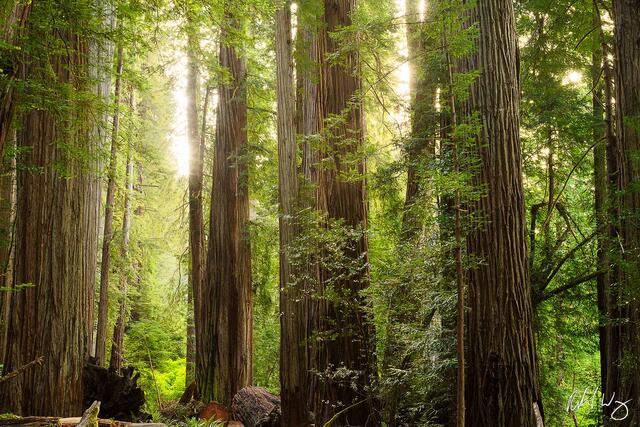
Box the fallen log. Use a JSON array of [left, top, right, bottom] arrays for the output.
[[231, 387, 280, 427], [0, 416, 164, 427]]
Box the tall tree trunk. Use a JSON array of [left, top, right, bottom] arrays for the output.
[[201, 5, 252, 406], [297, 5, 323, 424], [444, 40, 465, 427], [186, 26, 204, 389], [600, 22, 619, 424], [592, 1, 610, 409], [400, 0, 436, 239], [87, 0, 115, 358], [309, 1, 378, 424], [0, 6, 99, 415], [384, 1, 437, 424], [110, 95, 134, 373], [607, 1, 640, 424], [95, 43, 124, 367], [276, 2, 308, 425], [0, 133, 16, 366], [463, 0, 542, 424]]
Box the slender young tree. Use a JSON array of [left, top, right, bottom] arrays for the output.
[[185, 22, 205, 387], [0, 2, 100, 415], [110, 92, 134, 372], [95, 43, 125, 367], [591, 0, 611, 404], [606, 1, 640, 424], [463, 0, 542, 424], [201, 2, 252, 405]]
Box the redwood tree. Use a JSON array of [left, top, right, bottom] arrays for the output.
[[0, 1, 99, 415], [200, 3, 252, 405], [606, 1, 640, 424], [463, 0, 542, 424], [186, 23, 205, 388], [309, 0, 378, 424], [95, 43, 124, 367], [276, 1, 309, 425]]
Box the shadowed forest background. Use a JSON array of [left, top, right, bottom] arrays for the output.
[[0, 0, 639, 426]]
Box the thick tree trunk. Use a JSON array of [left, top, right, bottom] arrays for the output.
[[0, 6, 99, 415], [276, 2, 308, 425], [96, 43, 125, 367], [606, 1, 640, 424], [307, 1, 378, 425], [201, 5, 252, 406], [463, 0, 542, 425], [110, 102, 134, 373]]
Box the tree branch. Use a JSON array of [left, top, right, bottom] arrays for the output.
[[536, 271, 601, 304]]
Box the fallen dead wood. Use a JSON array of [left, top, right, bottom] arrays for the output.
[[77, 401, 100, 427], [0, 417, 165, 427], [232, 387, 280, 427], [0, 356, 44, 383], [83, 362, 147, 421]]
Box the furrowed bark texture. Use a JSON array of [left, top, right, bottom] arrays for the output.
[[276, 2, 309, 426], [307, 1, 378, 425], [0, 9, 99, 415], [0, 2, 32, 161], [0, 134, 16, 366], [463, 0, 541, 425], [201, 8, 252, 406], [607, 1, 640, 424]]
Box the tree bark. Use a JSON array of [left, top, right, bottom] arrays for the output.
[[231, 387, 281, 427], [276, 2, 309, 426], [0, 4, 100, 415], [308, 1, 378, 424], [201, 4, 252, 406], [606, 1, 640, 424], [463, 0, 542, 425], [186, 25, 206, 389], [110, 92, 135, 373], [591, 1, 611, 411], [96, 43, 125, 368], [0, 2, 32, 162], [0, 132, 16, 367], [400, 0, 436, 239]]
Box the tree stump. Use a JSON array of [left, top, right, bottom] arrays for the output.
[[231, 387, 281, 427], [83, 361, 148, 421]]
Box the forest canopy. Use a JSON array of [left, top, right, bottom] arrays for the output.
[[0, 0, 639, 426]]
